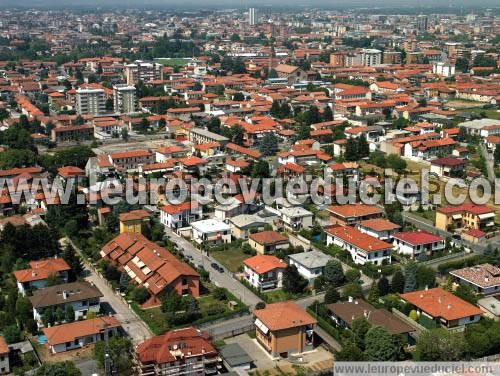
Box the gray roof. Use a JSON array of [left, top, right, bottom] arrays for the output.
[[189, 127, 229, 142], [220, 343, 253, 367], [459, 118, 500, 130], [477, 297, 500, 316], [29, 281, 103, 309], [229, 214, 267, 229], [289, 250, 333, 269]]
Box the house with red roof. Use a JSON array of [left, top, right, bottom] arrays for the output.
[[400, 287, 482, 328], [430, 157, 467, 178], [43, 316, 121, 353], [0, 336, 9, 374], [100, 233, 199, 305], [254, 301, 316, 357], [243, 254, 287, 291], [435, 203, 496, 232], [356, 218, 401, 242], [135, 327, 221, 375], [248, 230, 290, 255], [160, 201, 202, 229], [14, 258, 71, 296], [327, 204, 383, 226], [326, 225, 392, 265], [393, 230, 445, 257]]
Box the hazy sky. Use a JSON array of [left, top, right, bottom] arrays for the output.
[[2, 0, 498, 8]]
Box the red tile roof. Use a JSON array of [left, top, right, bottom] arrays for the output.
[[43, 316, 121, 346], [400, 287, 482, 321], [437, 203, 494, 215], [244, 255, 287, 274], [326, 225, 392, 252], [327, 204, 383, 219], [118, 209, 151, 222], [14, 258, 71, 283], [136, 327, 216, 365], [160, 201, 198, 215], [249, 231, 288, 245], [254, 301, 316, 331], [358, 218, 401, 232], [393, 230, 443, 245]]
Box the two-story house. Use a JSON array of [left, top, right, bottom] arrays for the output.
[[243, 255, 287, 292]]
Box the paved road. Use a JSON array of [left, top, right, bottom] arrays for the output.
[[61, 238, 153, 345], [164, 228, 262, 308]]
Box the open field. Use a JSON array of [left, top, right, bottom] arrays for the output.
[[211, 245, 250, 273]]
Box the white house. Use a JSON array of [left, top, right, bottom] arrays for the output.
[[288, 250, 333, 285], [29, 281, 103, 327], [449, 264, 500, 296], [14, 258, 71, 296], [326, 225, 392, 265], [160, 201, 202, 229], [356, 218, 401, 242], [191, 218, 231, 246], [393, 231, 445, 257], [278, 206, 314, 231], [243, 255, 287, 291], [42, 316, 121, 354]]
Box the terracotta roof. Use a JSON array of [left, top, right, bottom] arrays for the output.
[[111, 150, 151, 160], [244, 255, 287, 274], [14, 258, 71, 283], [326, 225, 392, 253], [358, 218, 401, 232], [393, 230, 443, 245], [327, 204, 383, 219], [43, 316, 121, 346], [118, 209, 151, 222], [0, 336, 8, 354], [161, 201, 198, 215], [136, 327, 216, 365], [253, 301, 316, 331], [437, 203, 494, 215], [431, 157, 466, 167], [249, 231, 288, 245], [400, 287, 482, 321]]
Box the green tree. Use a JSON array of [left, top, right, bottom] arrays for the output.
[[36, 361, 82, 376], [323, 260, 345, 287], [416, 264, 436, 289], [357, 134, 370, 159], [65, 305, 75, 322], [342, 282, 363, 299], [344, 138, 358, 161], [345, 268, 361, 283], [93, 337, 133, 375], [131, 286, 150, 304], [352, 316, 372, 350], [3, 324, 22, 343], [364, 326, 398, 361], [335, 340, 365, 361], [282, 265, 308, 294], [386, 154, 407, 174], [0, 149, 38, 169], [454, 284, 478, 304], [403, 261, 418, 293], [55, 307, 65, 323], [367, 281, 380, 305], [391, 270, 405, 293], [415, 328, 466, 361], [324, 287, 340, 304], [259, 132, 279, 157], [62, 244, 83, 281], [377, 276, 390, 296]]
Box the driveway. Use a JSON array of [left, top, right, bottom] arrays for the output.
[[61, 238, 153, 345], [164, 228, 262, 308]]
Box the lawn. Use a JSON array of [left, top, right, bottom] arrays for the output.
[[211, 244, 250, 273], [261, 289, 308, 303], [411, 210, 436, 223], [132, 285, 248, 335], [465, 107, 500, 120], [154, 58, 192, 67]]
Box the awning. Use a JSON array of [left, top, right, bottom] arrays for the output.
[[255, 318, 269, 335], [478, 213, 495, 220]]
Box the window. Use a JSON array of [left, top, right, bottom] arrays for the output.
[[469, 315, 476, 321]]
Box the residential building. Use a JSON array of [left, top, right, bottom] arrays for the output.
[[75, 88, 105, 115], [100, 233, 200, 304], [135, 327, 222, 376], [160, 201, 202, 229], [248, 231, 289, 255], [393, 231, 445, 257], [356, 218, 401, 242], [400, 288, 482, 328], [326, 225, 392, 265], [254, 301, 316, 358], [228, 214, 268, 239], [43, 316, 121, 353], [191, 218, 231, 246], [29, 281, 103, 326], [361, 49, 382, 66], [14, 258, 71, 296], [449, 264, 500, 296], [0, 337, 9, 375], [125, 60, 163, 85], [327, 204, 383, 226], [110, 150, 153, 171], [119, 209, 151, 234], [243, 255, 287, 291], [277, 206, 313, 231], [113, 84, 137, 114], [248, 8, 257, 26], [435, 204, 496, 232], [430, 157, 467, 178], [327, 299, 415, 341], [288, 250, 333, 285], [188, 127, 230, 146]]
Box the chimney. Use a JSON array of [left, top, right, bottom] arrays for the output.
[[63, 291, 68, 300]]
